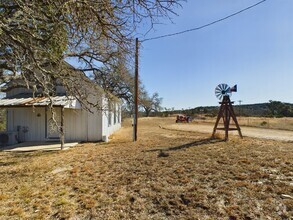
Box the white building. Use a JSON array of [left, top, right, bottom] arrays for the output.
[[0, 79, 121, 147]]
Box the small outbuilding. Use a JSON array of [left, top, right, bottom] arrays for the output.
[[0, 74, 121, 148]]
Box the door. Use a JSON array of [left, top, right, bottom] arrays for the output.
[[46, 107, 61, 139]]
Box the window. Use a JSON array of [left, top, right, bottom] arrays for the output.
[[108, 101, 112, 127], [113, 103, 117, 124], [118, 105, 121, 123]]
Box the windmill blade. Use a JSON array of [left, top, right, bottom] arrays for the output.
[[215, 93, 223, 100], [219, 83, 225, 91], [215, 86, 222, 92], [223, 84, 229, 92], [215, 83, 231, 100]]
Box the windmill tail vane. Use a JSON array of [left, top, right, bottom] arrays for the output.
[[230, 84, 237, 93]]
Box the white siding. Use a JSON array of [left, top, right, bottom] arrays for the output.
[[64, 109, 87, 141], [7, 107, 46, 141], [6, 107, 104, 142], [5, 93, 121, 143], [102, 98, 121, 141], [64, 108, 103, 142], [86, 109, 103, 141]]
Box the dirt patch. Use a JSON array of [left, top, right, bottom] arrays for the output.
[[0, 117, 292, 219]]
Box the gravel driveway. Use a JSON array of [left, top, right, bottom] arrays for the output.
[[164, 123, 293, 142]]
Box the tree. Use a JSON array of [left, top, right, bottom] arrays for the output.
[[267, 100, 293, 117], [140, 89, 163, 117], [91, 53, 135, 106], [0, 0, 183, 108]]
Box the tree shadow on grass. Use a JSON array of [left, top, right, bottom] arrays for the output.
[[145, 137, 224, 153], [0, 161, 18, 166]]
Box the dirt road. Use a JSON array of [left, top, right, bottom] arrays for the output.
[[164, 123, 293, 142]]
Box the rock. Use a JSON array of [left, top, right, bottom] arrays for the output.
[[158, 150, 169, 157], [281, 194, 293, 199], [51, 166, 72, 174]]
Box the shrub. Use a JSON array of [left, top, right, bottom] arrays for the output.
[[260, 121, 267, 126]]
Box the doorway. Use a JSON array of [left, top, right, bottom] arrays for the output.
[[46, 107, 61, 139]]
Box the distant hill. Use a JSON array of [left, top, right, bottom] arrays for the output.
[[162, 101, 293, 118]]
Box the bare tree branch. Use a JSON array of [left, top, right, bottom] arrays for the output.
[[0, 0, 183, 109]]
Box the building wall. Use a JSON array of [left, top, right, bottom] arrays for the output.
[[5, 88, 121, 143], [84, 108, 103, 142], [64, 108, 103, 142], [6, 107, 105, 142], [6, 107, 46, 142], [64, 109, 87, 141], [101, 98, 122, 141]]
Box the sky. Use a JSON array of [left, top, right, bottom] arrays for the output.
[[138, 0, 293, 109]]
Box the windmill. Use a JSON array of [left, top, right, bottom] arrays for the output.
[[212, 84, 243, 141]]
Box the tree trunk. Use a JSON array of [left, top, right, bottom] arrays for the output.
[[145, 109, 151, 117]]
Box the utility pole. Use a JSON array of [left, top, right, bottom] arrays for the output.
[[238, 100, 242, 115], [133, 38, 139, 142]]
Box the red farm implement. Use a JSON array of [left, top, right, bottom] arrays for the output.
[[176, 114, 192, 123]]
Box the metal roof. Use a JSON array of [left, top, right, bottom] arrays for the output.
[[0, 96, 81, 109]]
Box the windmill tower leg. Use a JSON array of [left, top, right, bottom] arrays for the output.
[[224, 102, 229, 141], [212, 103, 224, 138], [212, 96, 242, 141], [228, 102, 243, 138]]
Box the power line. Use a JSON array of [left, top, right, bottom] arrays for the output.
[[141, 0, 267, 42]]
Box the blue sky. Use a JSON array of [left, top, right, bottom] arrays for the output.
[[138, 0, 293, 109]]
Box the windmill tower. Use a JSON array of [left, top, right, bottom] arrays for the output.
[[212, 84, 243, 141]]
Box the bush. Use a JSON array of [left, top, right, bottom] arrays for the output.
[[260, 121, 267, 126]]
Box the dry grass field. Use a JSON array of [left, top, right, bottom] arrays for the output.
[[0, 117, 292, 219]]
